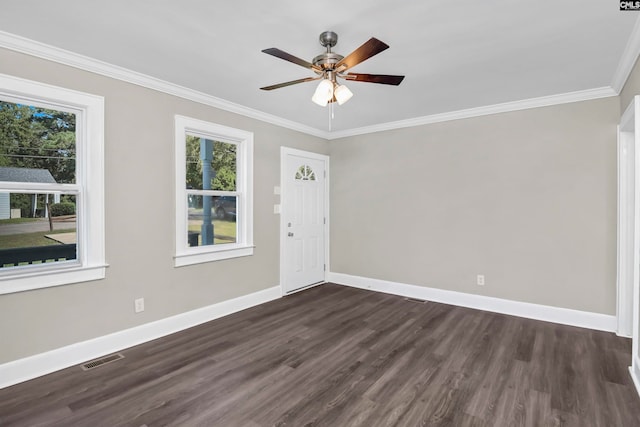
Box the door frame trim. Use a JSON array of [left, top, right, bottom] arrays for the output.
[[618, 96, 640, 399], [618, 96, 639, 339], [279, 147, 330, 295]]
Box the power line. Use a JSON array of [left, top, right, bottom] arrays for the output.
[[0, 154, 75, 160], [0, 145, 75, 153]]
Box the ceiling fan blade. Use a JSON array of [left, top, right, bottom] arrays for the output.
[[342, 73, 405, 85], [335, 38, 389, 71], [262, 48, 321, 72], [260, 76, 320, 91]]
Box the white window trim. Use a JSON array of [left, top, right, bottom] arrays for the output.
[[174, 115, 253, 267], [0, 73, 106, 294]]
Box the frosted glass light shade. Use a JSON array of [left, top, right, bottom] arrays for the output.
[[311, 92, 328, 106], [311, 79, 334, 106], [334, 84, 353, 105]]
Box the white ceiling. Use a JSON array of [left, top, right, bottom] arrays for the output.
[[0, 1, 638, 134]]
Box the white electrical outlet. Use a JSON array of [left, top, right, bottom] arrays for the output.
[[274, 186, 281, 195], [134, 298, 145, 313], [274, 204, 281, 214], [477, 275, 485, 286]]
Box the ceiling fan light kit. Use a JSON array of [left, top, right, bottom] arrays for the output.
[[261, 31, 404, 107]]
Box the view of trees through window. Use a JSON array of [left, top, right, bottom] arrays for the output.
[[185, 136, 238, 247], [0, 100, 78, 268], [185, 136, 236, 191]]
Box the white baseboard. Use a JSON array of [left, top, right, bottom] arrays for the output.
[[328, 272, 617, 332], [0, 285, 281, 389]]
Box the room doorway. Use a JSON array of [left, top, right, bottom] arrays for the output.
[[280, 147, 329, 294]]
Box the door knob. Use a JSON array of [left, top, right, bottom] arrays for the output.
[[288, 232, 294, 237]]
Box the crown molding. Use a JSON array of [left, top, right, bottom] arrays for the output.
[[612, 15, 640, 93], [0, 31, 624, 141], [0, 31, 330, 139], [327, 86, 617, 139]]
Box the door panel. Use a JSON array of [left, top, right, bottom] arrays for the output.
[[282, 151, 326, 293]]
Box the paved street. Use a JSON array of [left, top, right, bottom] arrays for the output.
[[0, 218, 76, 236]]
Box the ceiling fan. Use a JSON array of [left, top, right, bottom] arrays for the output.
[[260, 31, 405, 107]]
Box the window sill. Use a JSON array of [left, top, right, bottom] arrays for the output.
[[0, 263, 107, 295], [174, 245, 254, 267]]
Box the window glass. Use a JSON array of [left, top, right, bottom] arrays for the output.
[[185, 136, 236, 191], [0, 101, 76, 184], [0, 192, 77, 268], [187, 195, 237, 247], [295, 165, 316, 181]]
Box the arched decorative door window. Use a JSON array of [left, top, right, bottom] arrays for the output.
[[295, 165, 316, 181]]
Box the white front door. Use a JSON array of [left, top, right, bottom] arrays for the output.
[[281, 148, 328, 294]]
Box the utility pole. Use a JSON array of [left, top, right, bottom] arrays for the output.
[[200, 138, 214, 245]]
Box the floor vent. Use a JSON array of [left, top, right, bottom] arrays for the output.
[[81, 353, 125, 371], [405, 297, 427, 303]]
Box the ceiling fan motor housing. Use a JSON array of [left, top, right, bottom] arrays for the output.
[[312, 52, 344, 71]]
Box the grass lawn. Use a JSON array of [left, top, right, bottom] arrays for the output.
[[0, 229, 71, 249], [188, 219, 236, 244], [0, 218, 39, 225]]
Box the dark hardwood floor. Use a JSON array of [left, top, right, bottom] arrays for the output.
[[1, 283, 639, 426]]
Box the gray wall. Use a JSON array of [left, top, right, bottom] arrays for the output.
[[329, 97, 619, 314], [0, 48, 328, 363]]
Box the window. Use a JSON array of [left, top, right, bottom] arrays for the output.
[[295, 165, 316, 181], [174, 116, 253, 266], [0, 74, 105, 294]]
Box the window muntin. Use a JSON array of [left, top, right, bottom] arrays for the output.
[[175, 116, 253, 266], [0, 73, 105, 294]]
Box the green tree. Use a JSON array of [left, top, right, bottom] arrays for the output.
[[0, 101, 76, 217], [185, 136, 236, 191], [0, 101, 76, 184]]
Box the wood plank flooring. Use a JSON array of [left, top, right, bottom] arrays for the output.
[[1, 283, 639, 426]]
